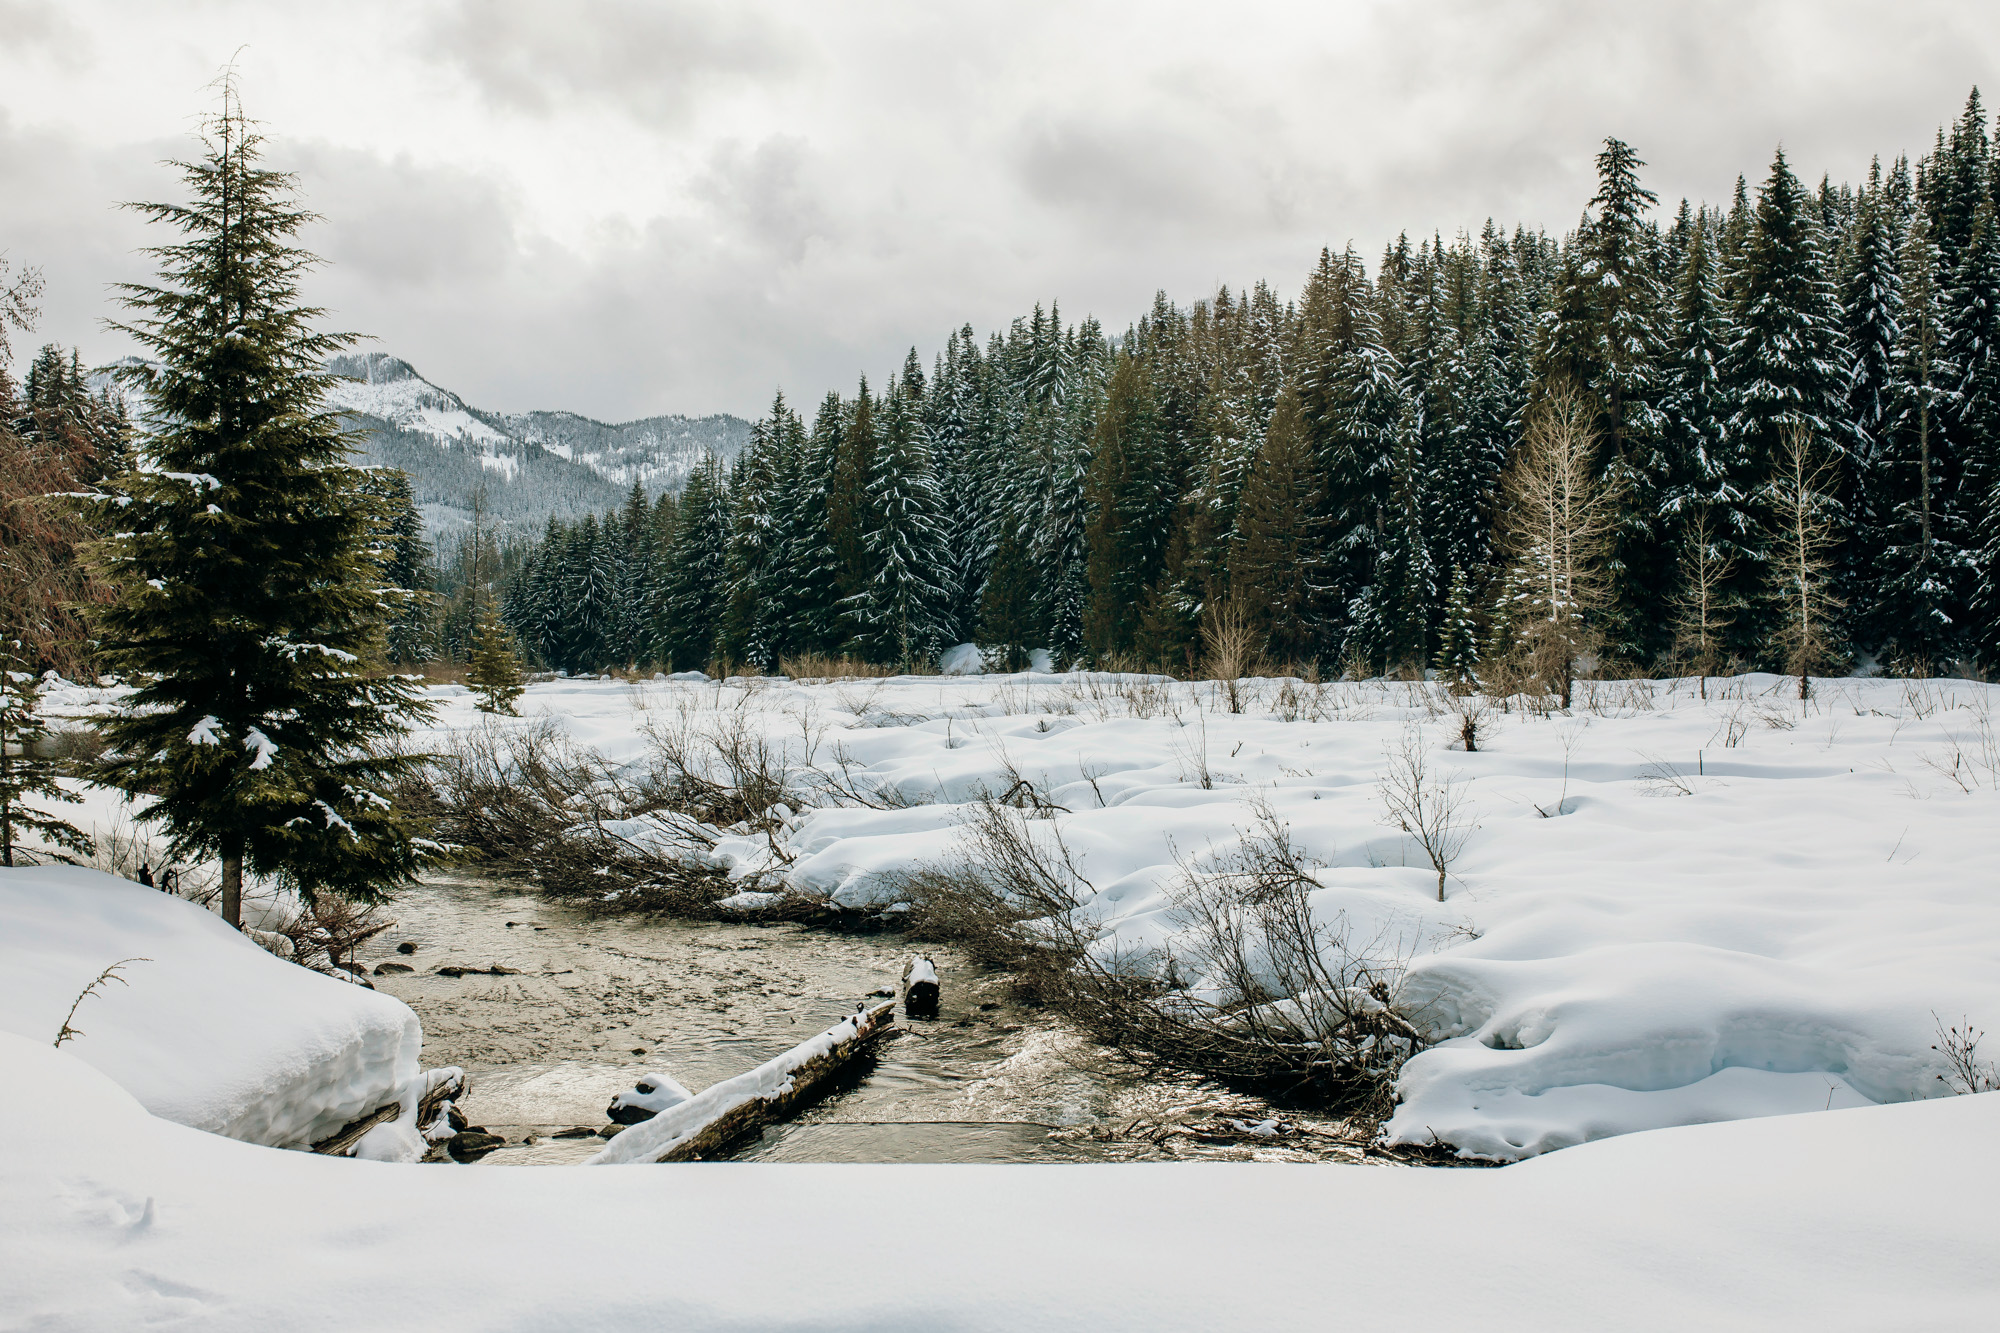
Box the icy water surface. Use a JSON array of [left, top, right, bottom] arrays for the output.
[[359, 875, 1376, 1165]]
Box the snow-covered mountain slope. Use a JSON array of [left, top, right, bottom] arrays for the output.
[[93, 352, 751, 537], [322, 353, 751, 535]]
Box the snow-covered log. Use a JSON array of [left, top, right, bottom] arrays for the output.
[[310, 1066, 464, 1158], [902, 954, 940, 1017], [590, 1001, 896, 1164]]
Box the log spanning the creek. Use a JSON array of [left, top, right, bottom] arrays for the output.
[[589, 1000, 897, 1164]]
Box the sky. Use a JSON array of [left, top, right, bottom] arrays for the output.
[[3, 0, 1999, 422]]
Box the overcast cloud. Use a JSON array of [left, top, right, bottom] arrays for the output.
[[3, 0, 1997, 420]]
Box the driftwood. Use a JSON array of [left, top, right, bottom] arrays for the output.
[[311, 1068, 463, 1157], [593, 1001, 895, 1164]]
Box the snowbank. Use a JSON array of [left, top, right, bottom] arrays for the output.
[[403, 672, 2000, 1160], [0, 866, 421, 1147], [3, 1030, 1995, 1329]]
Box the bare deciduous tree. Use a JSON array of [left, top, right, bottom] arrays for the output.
[[1494, 383, 1621, 710], [1378, 728, 1476, 901], [1769, 424, 1844, 702], [1670, 509, 1735, 700]]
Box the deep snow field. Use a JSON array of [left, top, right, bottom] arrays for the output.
[[5, 667, 1999, 1329]]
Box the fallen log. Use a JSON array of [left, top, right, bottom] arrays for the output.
[[589, 1001, 896, 1164], [311, 1067, 464, 1157], [902, 954, 940, 1018]]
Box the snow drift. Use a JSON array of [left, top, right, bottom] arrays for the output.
[[0, 865, 421, 1147]]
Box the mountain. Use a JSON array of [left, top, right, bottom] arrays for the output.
[[320, 353, 752, 536]]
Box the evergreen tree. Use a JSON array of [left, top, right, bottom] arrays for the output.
[[842, 383, 955, 667], [1718, 148, 1851, 662], [1433, 566, 1481, 692], [468, 600, 524, 715], [0, 644, 91, 866], [1084, 352, 1172, 657], [657, 458, 731, 671], [1298, 246, 1406, 660], [90, 88, 435, 924], [359, 469, 436, 666], [1228, 383, 1316, 662]]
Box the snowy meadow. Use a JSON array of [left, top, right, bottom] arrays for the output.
[[417, 665, 2000, 1159]]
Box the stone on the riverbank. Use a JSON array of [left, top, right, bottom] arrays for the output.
[[447, 1130, 506, 1162]]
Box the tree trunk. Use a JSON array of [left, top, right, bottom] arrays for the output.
[[221, 852, 243, 930]]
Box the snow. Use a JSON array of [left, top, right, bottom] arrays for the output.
[[3, 1029, 1996, 1328], [906, 955, 939, 987], [393, 671, 2000, 1160], [939, 641, 987, 674], [0, 866, 422, 1148], [607, 1070, 694, 1119]]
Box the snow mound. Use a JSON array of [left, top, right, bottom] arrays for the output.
[[0, 866, 421, 1148]]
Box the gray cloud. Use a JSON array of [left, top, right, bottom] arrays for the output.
[[421, 0, 798, 126], [7, 1, 2000, 421]]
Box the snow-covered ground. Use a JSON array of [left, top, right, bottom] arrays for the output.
[[4, 1027, 1995, 1330], [0, 866, 421, 1147], [5, 668, 1998, 1325], [406, 670, 2000, 1160]]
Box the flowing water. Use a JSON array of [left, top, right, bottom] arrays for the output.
[[359, 875, 1380, 1165]]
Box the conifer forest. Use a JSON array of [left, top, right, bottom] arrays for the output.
[[494, 93, 2000, 687]]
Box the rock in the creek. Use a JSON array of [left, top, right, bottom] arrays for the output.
[[488, 965, 521, 975], [598, 1124, 624, 1139], [396, 941, 418, 955], [902, 954, 941, 1018], [630, 1047, 647, 1055], [606, 1070, 694, 1125], [436, 966, 470, 978], [373, 962, 414, 975], [447, 1131, 506, 1162], [552, 1126, 598, 1139]]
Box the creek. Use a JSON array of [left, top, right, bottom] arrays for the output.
[[360, 874, 1379, 1164]]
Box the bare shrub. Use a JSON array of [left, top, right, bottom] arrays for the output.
[[1932, 1014, 1999, 1094], [1378, 728, 1476, 899], [1201, 595, 1263, 715], [778, 653, 898, 681], [53, 958, 149, 1047], [1449, 693, 1492, 753], [276, 893, 396, 973], [1636, 756, 1695, 797], [904, 793, 1430, 1119]]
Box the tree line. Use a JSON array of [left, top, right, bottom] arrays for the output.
[[493, 91, 2000, 685]]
